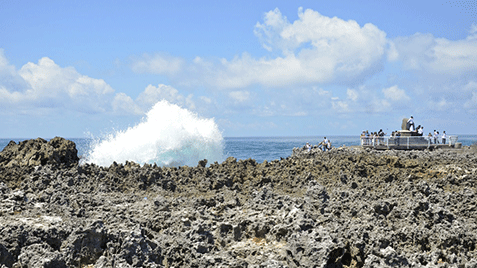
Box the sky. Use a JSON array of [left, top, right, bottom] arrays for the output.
[[1, 0, 476, 138]]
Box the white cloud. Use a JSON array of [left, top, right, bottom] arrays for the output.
[[251, 7, 388, 85], [229, 90, 250, 103], [0, 56, 116, 114], [131, 53, 184, 75], [464, 81, 477, 112], [0, 49, 31, 95], [346, 89, 358, 101], [391, 32, 477, 76], [136, 84, 195, 111], [130, 7, 388, 89], [427, 98, 451, 112], [325, 85, 410, 115], [200, 96, 212, 104], [471, 23, 477, 35], [382, 85, 410, 102], [331, 100, 350, 113], [112, 93, 142, 115], [386, 41, 399, 62], [464, 91, 477, 113], [253, 8, 292, 52], [0, 53, 203, 117]]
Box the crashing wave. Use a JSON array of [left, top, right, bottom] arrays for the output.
[[85, 100, 223, 167]]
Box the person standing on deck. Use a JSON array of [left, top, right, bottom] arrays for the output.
[[378, 129, 385, 145], [434, 131, 440, 144], [417, 125, 423, 136], [407, 116, 415, 131]]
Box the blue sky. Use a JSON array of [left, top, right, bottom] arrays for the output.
[[1, 0, 476, 138]]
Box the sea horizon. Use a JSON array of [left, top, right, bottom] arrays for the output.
[[2, 135, 477, 166]]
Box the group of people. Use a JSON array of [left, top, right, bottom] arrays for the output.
[[428, 130, 447, 144], [408, 116, 448, 144], [360, 129, 386, 146], [304, 137, 332, 152], [360, 116, 450, 146], [406, 116, 425, 136]]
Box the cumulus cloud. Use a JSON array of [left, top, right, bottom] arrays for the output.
[[382, 85, 410, 102], [465, 91, 477, 113], [229, 90, 250, 103], [249, 7, 387, 86], [391, 31, 477, 76], [0, 53, 202, 117], [130, 7, 388, 89], [384, 26, 477, 116], [471, 23, 477, 35], [112, 93, 142, 115], [464, 81, 477, 112], [346, 89, 359, 102], [136, 84, 195, 111], [0, 56, 116, 114], [130, 53, 184, 76], [0, 49, 31, 96], [325, 85, 413, 115]]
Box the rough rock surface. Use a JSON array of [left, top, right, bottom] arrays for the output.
[[0, 138, 476, 267]]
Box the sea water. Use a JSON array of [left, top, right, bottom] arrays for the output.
[[1, 100, 476, 166], [1, 135, 476, 167]]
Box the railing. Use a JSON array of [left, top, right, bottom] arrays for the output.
[[360, 135, 458, 149]]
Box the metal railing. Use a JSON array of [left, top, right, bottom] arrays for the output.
[[360, 135, 458, 149]]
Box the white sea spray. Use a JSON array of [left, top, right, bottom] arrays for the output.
[[85, 100, 223, 167]]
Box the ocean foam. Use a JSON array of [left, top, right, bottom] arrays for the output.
[[85, 100, 223, 167]]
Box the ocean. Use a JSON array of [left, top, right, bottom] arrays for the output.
[[1, 135, 476, 167]]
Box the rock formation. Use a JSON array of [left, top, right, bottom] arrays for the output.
[[0, 138, 476, 267]]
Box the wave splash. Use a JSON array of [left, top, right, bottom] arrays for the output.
[[85, 100, 223, 167]]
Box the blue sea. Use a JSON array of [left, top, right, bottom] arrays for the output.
[[1, 135, 476, 166]]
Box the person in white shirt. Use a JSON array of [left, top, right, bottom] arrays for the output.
[[306, 143, 311, 152], [320, 137, 329, 151], [441, 131, 447, 144], [407, 116, 415, 131], [434, 131, 439, 144], [417, 126, 423, 136]]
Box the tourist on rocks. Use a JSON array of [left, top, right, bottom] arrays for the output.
[[319, 137, 329, 151], [305, 142, 311, 152], [326, 139, 332, 151], [442, 131, 447, 144], [318, 142, 324, 151], [434, 130, 439, 144]]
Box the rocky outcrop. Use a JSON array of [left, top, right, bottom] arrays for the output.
[[0, 138, 476, 267], [0, 137, 78, 168], [0, 137, 79, 191]]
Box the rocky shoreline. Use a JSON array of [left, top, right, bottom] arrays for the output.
[[0, 137, 476, 267]]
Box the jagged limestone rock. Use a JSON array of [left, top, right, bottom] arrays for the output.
[[0, 138, 476, 267]]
